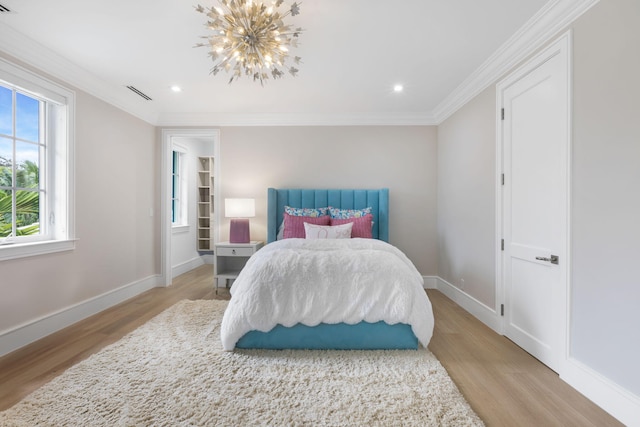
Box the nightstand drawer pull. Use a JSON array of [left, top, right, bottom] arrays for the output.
[[217, 247, 255, 257]]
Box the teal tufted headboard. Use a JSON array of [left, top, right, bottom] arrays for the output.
[[267, 188, 389, 243]]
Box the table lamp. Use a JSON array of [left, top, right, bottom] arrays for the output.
[[225, 198, 255, 243]]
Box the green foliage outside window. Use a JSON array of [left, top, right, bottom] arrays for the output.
[[0, 156, 40, 238]]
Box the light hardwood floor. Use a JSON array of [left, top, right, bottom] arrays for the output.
[[0, 265, 622, 426], [427, 290, 621, 426]]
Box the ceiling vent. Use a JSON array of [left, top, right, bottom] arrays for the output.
[[0, 4, 12, 13], [126, 86, 152, 101]]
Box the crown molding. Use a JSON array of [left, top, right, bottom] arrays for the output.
[[0, 23, 159, 125], [155, 111, 437, 127], [1, 0, 600, 128], [432, 0, 600, 124], [0, 23, 434, 127]]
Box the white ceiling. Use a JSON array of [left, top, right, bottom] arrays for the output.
[[0, 0, 585, 126]]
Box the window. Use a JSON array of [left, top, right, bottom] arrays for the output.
[[0, 58, 74, 260], [0, 87, 44, 240], [171, 147, 187, 227]]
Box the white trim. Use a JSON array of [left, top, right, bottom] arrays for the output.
[[0, 239, 76, 261], [171, 225, 190, 233], [0, 1, 599, 127], [0, 25, 158, 125], [562, 358, 640, 427], [171, 256, 205, 279], [434, 274, 639, 425], [170, 147, 188, 228], [155, 111, 437, 127], [433, 0, 599, 124], [0, 274, 161, 358], [2, 270, 637, 425], [171, 143, 188, 154], [422, 276, 438, 289], [0, 56, 68, 104], [0, 56, 76, 260], [161, 129, 220, 287], [494, 79, 505, 336], [495, 31, 572, 372], [435, 276, 502, 334], [563, 31, 574, 378]]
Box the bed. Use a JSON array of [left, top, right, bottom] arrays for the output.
[[220, 188, 434, 351]]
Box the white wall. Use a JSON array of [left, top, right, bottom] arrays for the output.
[[437, 89, 496, 308], [436, 0, 640, 419], [218, 126, 438, 275], [0, 52, 159, 354], [569, 0, 640, 397]]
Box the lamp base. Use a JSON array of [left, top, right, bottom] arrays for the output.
[[229, 218, 250, 243]]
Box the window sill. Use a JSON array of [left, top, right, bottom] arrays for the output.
[[172, 225, 190, 234], [0, 239, 76, 262]]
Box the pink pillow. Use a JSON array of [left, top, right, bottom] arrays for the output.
[[283, 213, 330, 239], [330, 214, 373, 238]]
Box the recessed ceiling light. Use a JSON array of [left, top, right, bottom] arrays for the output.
[[393, 84, 404, 93], [171, 85, 182, 93]]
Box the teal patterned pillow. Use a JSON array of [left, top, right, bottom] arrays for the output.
[[284, 206, 329, 218], [328, 206, 372, 219]]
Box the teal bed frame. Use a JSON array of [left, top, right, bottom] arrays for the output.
[[235, 188, 419, 350], [266, 188, 389, 243]]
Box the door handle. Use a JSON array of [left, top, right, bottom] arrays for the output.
[[536, 255, 559, 265]]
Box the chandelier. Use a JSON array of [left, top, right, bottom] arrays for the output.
[[195, 0, 303, 85]]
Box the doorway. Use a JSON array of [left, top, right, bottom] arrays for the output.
[[496, 32, 571, 372], [161, 129, 220, 286]]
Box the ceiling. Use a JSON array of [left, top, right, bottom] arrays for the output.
[[0, 0, 579, 126]]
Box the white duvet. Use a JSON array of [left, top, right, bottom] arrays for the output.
[[220, 238, 434, 351]]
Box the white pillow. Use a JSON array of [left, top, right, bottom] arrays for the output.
[[304, 222, 353, 239], [276, 220, 284, 240]]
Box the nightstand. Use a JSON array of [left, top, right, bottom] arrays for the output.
[[214, 241, 264, 293]]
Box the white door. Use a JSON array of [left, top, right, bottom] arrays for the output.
[[499, 34, 570, 373]]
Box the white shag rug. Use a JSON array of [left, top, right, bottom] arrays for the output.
[[0, 300, 484, 427]]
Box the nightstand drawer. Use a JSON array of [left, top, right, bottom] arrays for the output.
[[214, 241, 264, 294], [217, 247, 255, 257]]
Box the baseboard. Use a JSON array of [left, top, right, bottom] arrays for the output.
[[433, 276, 639, 425], [171, 256, 205, 278], [4, 272, 637, 425], [0, 274, 161, 358], [435, 276, 502, 334], [422, 276, 438, 289], [562, 358, 640, 426]]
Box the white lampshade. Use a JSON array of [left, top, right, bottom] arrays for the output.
[[225, 198, 255, 218]]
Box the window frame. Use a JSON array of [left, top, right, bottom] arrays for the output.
[[0, 57, 75, 261], [171, 145, 188, 230], [1, 87, 47, 244]]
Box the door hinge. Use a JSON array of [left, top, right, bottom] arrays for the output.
[[501, 173, 504, 185], [501, 304, 504, 316], [501, 108, 505, 120], [501, 239, 504, 251]]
